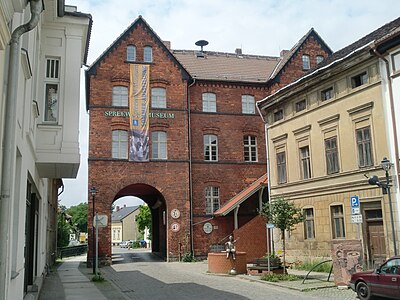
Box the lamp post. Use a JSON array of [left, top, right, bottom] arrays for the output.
[[380, 157, 397, 256], [90, 186, 97, 274]]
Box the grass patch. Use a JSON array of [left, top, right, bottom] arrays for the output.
[[261, 273, 301, 282], [293, 260, 332, 273], [92, 273, 105, 282]]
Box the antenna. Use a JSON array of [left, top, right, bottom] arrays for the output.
[[195, 40, 209, 52]]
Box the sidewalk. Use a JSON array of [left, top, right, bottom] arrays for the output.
[[39, 255, 109, 300]]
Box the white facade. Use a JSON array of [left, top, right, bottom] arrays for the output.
[[0, 1, 90, 299]]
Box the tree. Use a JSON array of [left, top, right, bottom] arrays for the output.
[[135, 205, 151, 239], [260, 197, 304, 273], [57, 205, 71, 248], [66, 202, 88, 233]]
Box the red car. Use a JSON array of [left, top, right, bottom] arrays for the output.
[[349, 256, 400, 300]]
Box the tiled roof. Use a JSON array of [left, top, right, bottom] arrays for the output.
[[111, 206, 139, 222], [173, 50, 279, 83], [214, 174, 268, 216], [258, 16, 400, 108]]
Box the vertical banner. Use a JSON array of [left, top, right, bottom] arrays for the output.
[[129, 64, 150, 161]]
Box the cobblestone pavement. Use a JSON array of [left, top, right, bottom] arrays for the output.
[[95, 248, 361, 300]]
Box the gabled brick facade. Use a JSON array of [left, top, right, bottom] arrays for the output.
[[86, 16, 332, 263]]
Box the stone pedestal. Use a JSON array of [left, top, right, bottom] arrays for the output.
[[208, 252, 247, 274]]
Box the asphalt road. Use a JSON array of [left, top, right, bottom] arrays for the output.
[[100, 247, 355, 300]]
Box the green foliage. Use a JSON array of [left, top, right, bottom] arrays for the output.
[[135, 205, 152, 237], [91, 273, 105, 282], [131, 241, 141, 248], [261, 273, 301, 282], [57, 206, 71, 248], [66, 203, 88, 233], [182, 252, 196, 262], [293, 260, 332, 273]]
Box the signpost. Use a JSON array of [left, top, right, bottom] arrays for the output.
[[350, 196, 362, 239]]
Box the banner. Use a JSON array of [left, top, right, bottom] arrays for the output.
[[129, 64, 150, 161]]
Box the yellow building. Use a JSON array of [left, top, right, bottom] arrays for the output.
[[111, 205, 141, 245], [257, 18, 400, 267]]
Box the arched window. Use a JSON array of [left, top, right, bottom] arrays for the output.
[[127, 45, 136, 61], [144, 46, 152, 63], [151, 88, 166, 108], [112, 86, 128, 106]]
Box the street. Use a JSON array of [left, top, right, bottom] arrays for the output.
[[99, 247, 359, 300]]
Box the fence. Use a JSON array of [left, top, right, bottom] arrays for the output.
[[57, 244, 87, 259]]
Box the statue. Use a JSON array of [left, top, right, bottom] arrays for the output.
[[225, 235, 237, 260]]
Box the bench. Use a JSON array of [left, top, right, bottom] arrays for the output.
[[247, 258, 285, 275]]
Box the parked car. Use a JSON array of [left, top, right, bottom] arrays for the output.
[[349, 256, 400, 300], [120, 240, 130, 248]]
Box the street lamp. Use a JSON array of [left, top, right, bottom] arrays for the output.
[[90, 186, 97, 274], [368, 157, 397, 256]]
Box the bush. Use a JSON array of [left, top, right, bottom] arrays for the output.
[[91, 273, 105, 282], [182, 252, 196, 262], [261, 273, 301, 282], [293, 259, 332, 273]]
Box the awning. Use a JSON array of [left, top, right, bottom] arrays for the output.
[[214, 174, 268, 216]]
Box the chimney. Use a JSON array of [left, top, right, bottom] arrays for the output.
[[116, 206, 120, 211], [235, 48, 242, 55], [163, 40, 171, 50], [280, 49, 289, 58]]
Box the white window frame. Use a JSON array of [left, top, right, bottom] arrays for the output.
[[44, 57, 60, 123], [242, 95, 255, 114], [202, 93, 216, 112], [244, 135, 257, 162], [112, 130, 128, 159], [205, 186, 220, 215], [144, 46, 153, 63], [302, 54, 310, 70], [204, 134, 218, 161], [152, 131, 167, 159], [127, 45, 136, 61], [112, 86, 128, 107], [151, 88, 166, 108], [300, 145, 311, 179]]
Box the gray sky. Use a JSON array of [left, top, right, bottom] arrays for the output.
[[59, 0, 400, 208]]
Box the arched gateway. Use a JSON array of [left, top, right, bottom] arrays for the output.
[[88, 175, 190, 266]]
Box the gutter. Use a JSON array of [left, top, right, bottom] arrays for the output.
[[187, 78, 195, 255], [0, 0, 43, 297], [370, 46, 400, 202]]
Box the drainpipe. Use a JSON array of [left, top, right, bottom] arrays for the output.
[[0, 1, 43, 297], [187, 78, 195, 256], [370, 48, 400, 193]]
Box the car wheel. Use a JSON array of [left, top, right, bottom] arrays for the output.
[[356, 281, 372, 300]]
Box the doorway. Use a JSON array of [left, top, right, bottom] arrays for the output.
[[365, 208, 386, 267]]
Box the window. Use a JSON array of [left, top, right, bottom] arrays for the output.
[[242, 95, 255, 114], [276, 152, 287, 184], [356, 126, 373, 167], [274, 109, 283, 122], [152, 131, 167, 159], [112, 86, 128, 106], [44, 58, 60, 122], [351, 72, 368, 88], [300, 146, 311, 179], [392, 52, 400, 72], [202, 93, 216, 112], [331, 205, 345, 239], [244, 136, 257, 162], [151, 88, 166, 108], [302, 55, 310, 70], [316, 55, 324, 64], [127, 45, 136, 61], [144, 46, 152, 63], [325, 137, 339, 174], [321, 87, 334, 101], [380, 258, 400, 275], [295, 99, 306, 112], [304, 208, 315, 239], [205, 186, 220, 214], [112, 130, 128, 159], [204, 134, 218, 161], [113, 229, 116, 240]]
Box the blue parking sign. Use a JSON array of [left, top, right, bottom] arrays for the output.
[[350, 196, 359, 208]]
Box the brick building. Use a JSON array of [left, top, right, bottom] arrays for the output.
[[86, 16, 332, 264]]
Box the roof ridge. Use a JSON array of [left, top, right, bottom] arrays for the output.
[[172, 49, 279, 60]]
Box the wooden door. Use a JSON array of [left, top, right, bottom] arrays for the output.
[[367, 220, 386, 267]]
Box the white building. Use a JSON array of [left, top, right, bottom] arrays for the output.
[[0, 1, 91, 299]]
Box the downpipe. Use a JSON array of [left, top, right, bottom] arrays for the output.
[[0, 0, 43, 297]]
